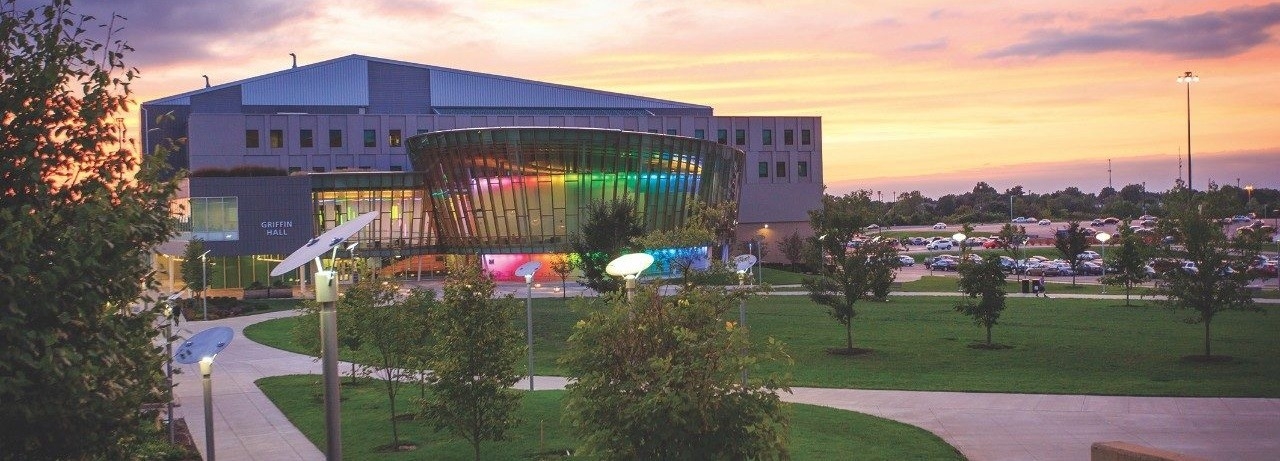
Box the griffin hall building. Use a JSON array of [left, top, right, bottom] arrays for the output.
[[142, 55, 822, 287]]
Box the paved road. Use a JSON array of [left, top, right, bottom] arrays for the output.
[[169, 289, 1280, 461]]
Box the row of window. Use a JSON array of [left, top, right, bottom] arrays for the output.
[[251, 127, 815, 149], [285, 165, 406, 174], [757, 160, 809, 179], [247, 128, 425, 149], [645, 128, 813, 147]]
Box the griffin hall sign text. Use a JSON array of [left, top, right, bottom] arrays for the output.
[[261, 221, 293, 236]]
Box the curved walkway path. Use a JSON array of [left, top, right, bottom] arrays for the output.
[[170, 289, 1280, 461]]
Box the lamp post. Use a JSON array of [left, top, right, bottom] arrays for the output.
[[1177, 71, 1199, 192], [174, 326, 234, 461], [733, 254, 758, 387], [163, 290, 185, 443], [514, 261, 542, 391], [1096, 232, 1111, 294], [270, 211, 379, 461], [199, 250, 210, 320], [606, 252, 655, 302]]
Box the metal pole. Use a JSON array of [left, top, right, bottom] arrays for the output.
[[738, 272, 748, 386], [199, 358, 215, 461], [166, 313, 175, 443], [1185, 76, 1193, 192], [625, 275, 637, 302], [316, 270, 342, 461], [1100, 243, 1107, 294], [525, 277, 534, 391], [201, 256, 208, 320]]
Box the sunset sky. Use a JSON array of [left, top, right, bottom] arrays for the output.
[[72, 0, 1280, 198]]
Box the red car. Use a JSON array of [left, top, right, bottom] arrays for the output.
[[982, 238, 1007, 249]]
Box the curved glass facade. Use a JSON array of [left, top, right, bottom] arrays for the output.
[[407, 127, 743, 254]]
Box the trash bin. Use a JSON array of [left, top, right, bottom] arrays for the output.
[[1021, 279, 1031, 294]]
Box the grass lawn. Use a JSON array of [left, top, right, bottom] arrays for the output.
[[899, 275, 1143, 297], [256, 375, 963, 461], [245, 293, 1280, 397]]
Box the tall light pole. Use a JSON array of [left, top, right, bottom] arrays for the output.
[[174, 326, 234, 461], [1096, 232, 1111, 294], [733, 254, 758, 387], [1177, 71, 1199, 192], [270, 211, 379, 461], [515, 261, 541, 391], [199, 250, 210, 320]]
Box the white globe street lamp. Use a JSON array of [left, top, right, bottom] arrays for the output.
[[1096, 232, 1112, 294], [606, 252, 655, 302], [174, 326, 234, 461]]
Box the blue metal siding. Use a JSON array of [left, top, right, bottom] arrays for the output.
[[242, 59, 369, 107], [190, 86, 242, 113], [368, 61, 431, 114], [190, 176, 315, 256], [428, 69, 706, 110]]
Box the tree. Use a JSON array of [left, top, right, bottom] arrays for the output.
[[802, 191, 898, 352], [0, 2, 183, 458], [779, 231, 806, 270], [954, 258, 1009, 347], [561, 283, 791, 460], [996, 224, 1028, 280], [1099, 223, 1150, 305], [548, 252, 577, 298], [180, 238, 209, 310], [569, 198, 645, 294], [1054, 221, 1090, 285], [422, 267, 524, 461], [687, 200, 738, 262], [1153, 194, 1264, 358], [345, 280, 434, 451]]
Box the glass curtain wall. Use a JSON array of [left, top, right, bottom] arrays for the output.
[[408, 127, 742, 255]]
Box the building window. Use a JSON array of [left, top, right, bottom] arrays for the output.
[[390, 165, 404, 172], [245, 129, 259, 148], [389, 129, 402, 147], [784, 129, 794, 145], [762, 129, 773, 145], [716, 129, 728, 144], [190, 197, 239, 241], [312, 166, 326, 172], [647, 129, 659, 134], [416, 129, 429, 134], [329, 129, 343, 148], [666, 129, 677, 135], [336, 166, 349, 171], [269, 129, 283, 148], [300, 129, 314, 148], [363, 129, 376, 148], [801, 129, 812, 145], [735, 129, 746, 145], [798, 161, 808, 177], [758, 161, 768, 178], [776, 161, 787, 178], [694, 129, 706, 139], [288, 166, 301, 173]]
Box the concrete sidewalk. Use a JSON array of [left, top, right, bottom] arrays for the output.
[[170, 302, 1280, 461]]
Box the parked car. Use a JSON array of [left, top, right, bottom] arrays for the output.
[[933, 222, 948, 230], [997, 256, 1017, 272], [1103, 217, 1121, 224], [1038, 219, 1051, 226], [896, 255, 916, 267], [865, 224, 881, 231], [1076, 251, 1100, 261], [1232, 215, 1252, 223], [926, 239, 953, 250], [930, 259, 958, 271], [1090, 219, 1105, 227], [1077, 261, 1104, 275], [1138, 215, 1156, 221], [909, 236, 927, 245], [982, 238, 1007, 249]]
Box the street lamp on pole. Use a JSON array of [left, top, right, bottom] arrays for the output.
[[606, 252, 655, 302], [733, 254, 758, 387], [1177, 71, 1199, 192], [1096, 232, 1111, 294], [514, 261, 541, 391], [199, 250, 210, 320], [174, 326, 234, 461]]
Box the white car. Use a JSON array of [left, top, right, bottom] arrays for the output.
[[926, 240, 953, 250], [1038, 219, 1051, 226], [1077, 251, 1100, 261], [933, 222, 947, 230]]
